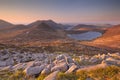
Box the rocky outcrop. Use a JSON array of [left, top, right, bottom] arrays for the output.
[[76, 63, 108, 72], [24, 64, 45, 76], [44, 70, 59, 80], [11, 61, 34, 71], [102, 57, 120, 66], [65, 64, 78, 74], [51, 62, 68, 72], [0, 49, 119, 79], [41, 64, 54, 75]]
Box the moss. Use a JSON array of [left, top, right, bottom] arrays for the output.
[[9, 70, 26, 80], [88, 65, 120, 80], [0, 70, 35, 80], [76, 70, 88, 80], [110, 73, 120, 80], [54, 66, 120, 80], [75, 65, 120, 80], [37, 74, 46, 80], [57, 72, 77, 80]]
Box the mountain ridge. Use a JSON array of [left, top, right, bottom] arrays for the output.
[[0, 19, 67, 45], [90, 25, 120, 48], [0, 19, 14, 29]]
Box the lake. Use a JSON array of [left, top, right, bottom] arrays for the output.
[[68, 31, 102, 40]]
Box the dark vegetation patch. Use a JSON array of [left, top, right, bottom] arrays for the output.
[[0, 41, 119, 56]]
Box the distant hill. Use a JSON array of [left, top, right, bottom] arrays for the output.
[[13, 22, 66, 42], [99, 25, 120, 37], [66, 24, 112, 34], [71, 24, 111, 33], [0, 19, 13, 29], [0, 20, 25, 40], [28, 20, 62, 29], [0, 19, 118, 48], [0, 24, 29, 40], [92, 25, 120, 48], [0, 20, 67, 45]]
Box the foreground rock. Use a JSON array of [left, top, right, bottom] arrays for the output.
[[77, 63, 108, 72], [65, 64, 78, 74], [44, 70, 59, 80], [0, 49, 119, 79], [24, 65, 45, 76], [102, 57, 120, 66], [51, 62, 68, 72], [41, 64, 54, 75]]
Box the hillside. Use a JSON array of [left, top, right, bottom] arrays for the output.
[[71, 24, 111, 33], [0, 20, 67, 45], [0, 19, 13, 29], [0, 49, 119, 80], [14, 22, 66, 41], [28, 20, 62, 30], [0, 24, 29, 40], [92, 25, 120, 48]]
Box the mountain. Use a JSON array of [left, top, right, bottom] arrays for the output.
[[15, 22, 64, 40], [92, 25, 120, 48], [1, 20, 67, 45], [59, 24, 73, 30], [0, 24, 28, 32], [0, 24, 29, 40], [0, 19, 13, 29], [71, 24, 111, 33], [28, 20, 62, 29]]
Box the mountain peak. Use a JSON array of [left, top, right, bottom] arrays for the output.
[[32, 19, 55, 24], [28, 19, 55, 27], [28, 19, 62, 30]]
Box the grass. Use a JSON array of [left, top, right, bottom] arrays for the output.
[[0, 65, 119, 80], [76, 70, 89, 80], [37, 74, 46, 80], [88, 65, 120, 80], [0, 69, 35, 80], [57, 72, 77, 80], [0, 41, 115, 56], [56, 65, 120, 80]]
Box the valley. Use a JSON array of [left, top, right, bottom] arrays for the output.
[[0, 19, 119, 80], [1, 0, 120, 79]]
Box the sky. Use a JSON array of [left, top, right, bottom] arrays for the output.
[[0, 0, 120, 24]]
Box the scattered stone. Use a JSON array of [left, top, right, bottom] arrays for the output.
[[0, 61, 7, 67], [12, 63, 26, 70], [0, 65, 12, 71], [56, 54, 65, 61], [102, 57, 120, 66], [41, 63, 54, 75], [24, 65, 45, 76], [0, 49, 119, 79], [44, 70, 59, 80], [89, 57, 99, 63], [65, 56, 74, 64], [77, 63, 108, 72], [51, 62, 68, 72], [65, 64, 78, 74]]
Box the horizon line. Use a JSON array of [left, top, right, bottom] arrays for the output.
[[0, 19, 119, 25]]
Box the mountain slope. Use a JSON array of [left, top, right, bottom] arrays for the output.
[[28, 20, 62, 29], [92, 25, 120, 48], [0, 24, 29, 40], [71, 24, 111, 33], [5, 21, 67, 44], [0, 19, 13, 29], [0, 20, 67, 46]]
